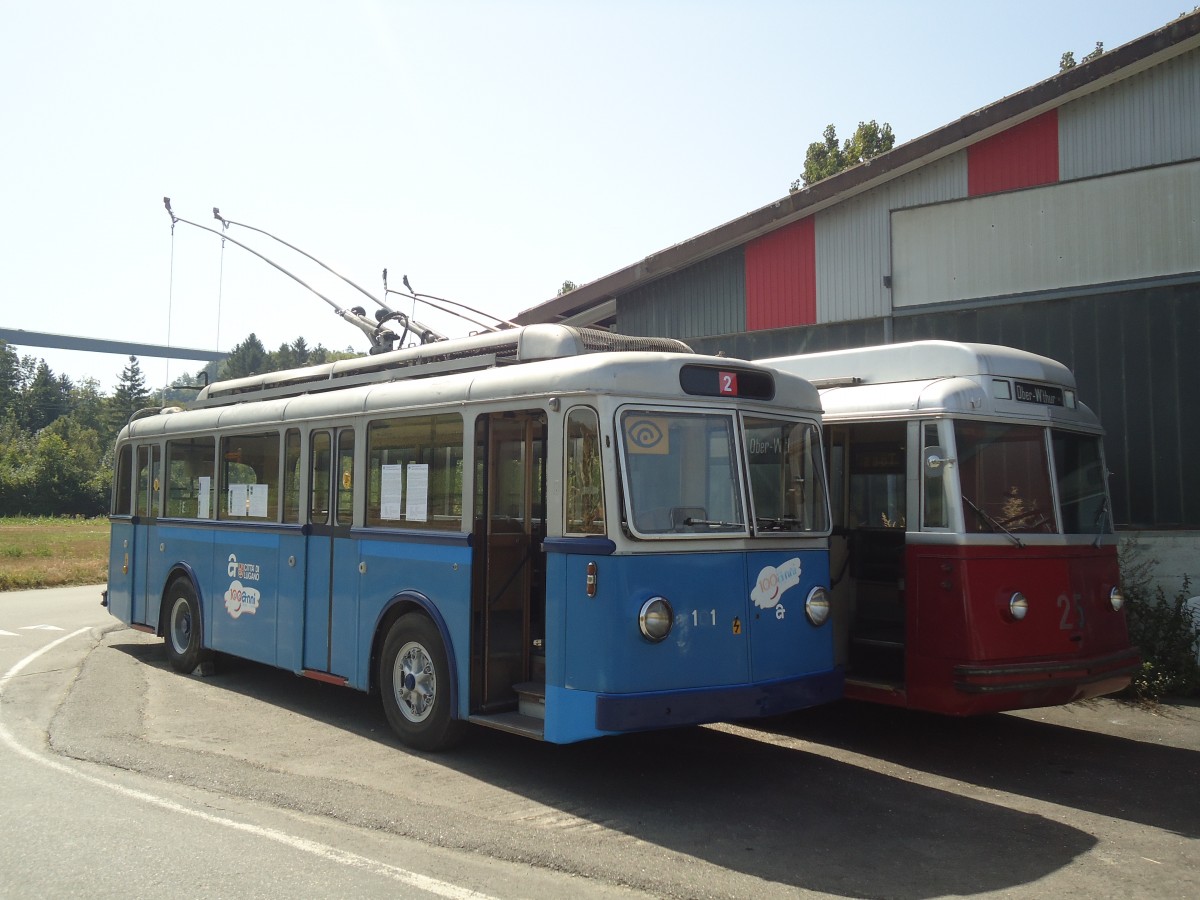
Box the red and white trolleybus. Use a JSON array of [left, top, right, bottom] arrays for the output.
[[762, 341, 1139, 714]]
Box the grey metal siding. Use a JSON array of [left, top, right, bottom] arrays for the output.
[[815, 152, 967, 323], [1060, 45, 1200, 180], [615, 248, 745, 339], [892, 160, 1200, 307]]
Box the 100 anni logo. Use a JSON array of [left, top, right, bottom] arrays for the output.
[[224, 553, 262, 619]]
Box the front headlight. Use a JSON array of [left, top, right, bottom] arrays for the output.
[[1110, 587, 1125, 611], [1008, 591, 1029, 621], [638, 596, 674, 642], [805, 586, 831, 626]]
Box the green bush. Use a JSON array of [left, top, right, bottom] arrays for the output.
[[1119, 539, 1199, 700]]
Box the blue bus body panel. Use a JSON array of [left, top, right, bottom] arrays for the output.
[[106, 519, 135, 624], [329, 536, 362, 680], [207, 528, 280, 667], [543, 545, 839, 743], [163, 523, 216, 634], [303, 535, 333, 671], [132, 522, 153, 626], [356, 533, 473, 694], [275, 530, 306, 672]]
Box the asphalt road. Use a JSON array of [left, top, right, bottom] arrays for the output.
[[3, 584, 1198, 898]]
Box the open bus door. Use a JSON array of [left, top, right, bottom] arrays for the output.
[[826, 422, 909, 688], [470, 410, 548, 724]]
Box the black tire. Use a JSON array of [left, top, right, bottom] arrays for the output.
[[379, 612, 465, 751], [163, 579, 212, 674]]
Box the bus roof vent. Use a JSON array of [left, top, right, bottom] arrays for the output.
[[194, 325, 694, 407], [808, 376, 863, 389], [128, 405, 184, 423], [517, 324, 692, 361]]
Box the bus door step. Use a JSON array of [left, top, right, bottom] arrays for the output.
[[468, 710, 545, 741], [512, 681, 546, 719]]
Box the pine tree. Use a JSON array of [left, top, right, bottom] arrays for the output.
[[105, 356, 151, 433], [0, 341, 20, 418], [18, 361, 69, 432], [220, 333, 268, 379]]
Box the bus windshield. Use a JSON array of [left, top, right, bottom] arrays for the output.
[[620, 409, 746, 535], [954, 421, 1055, 534], [744, 416, 829, 533]]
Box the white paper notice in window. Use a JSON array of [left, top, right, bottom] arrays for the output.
[[197, 476, 211, 519], [246, 484, 269, 518], [381, 464, 404, 520], [228, 483, 247, 517], [405, 463, 429, 522]]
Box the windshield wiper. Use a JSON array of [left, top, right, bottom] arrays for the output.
[[962, 494, 1023, 548], [755, 515, 802, 532], [684, 517, 745, 529]]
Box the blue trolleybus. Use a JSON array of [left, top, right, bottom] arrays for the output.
[[106, 325, 840, 749]]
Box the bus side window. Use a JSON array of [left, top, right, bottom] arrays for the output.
[[922, 422, 948, 528], [134, 445, 163, 518], [847, 423, 905, 529], [113, 445, 133, 516], [220, 433, 281, 522], [336, 430, 355, 526], [366, 414, 465, 530], [565, 407, 605, 535], [166, 437, 215, 519], [283, 429, 302, 524], [310, 431, 332, 524]]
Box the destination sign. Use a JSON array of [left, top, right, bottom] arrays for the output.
[[679, 365, 775, 400], [1013, 381, 1064, 406]]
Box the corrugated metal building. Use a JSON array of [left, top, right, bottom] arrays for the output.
[[516, 12, 1200, 585]]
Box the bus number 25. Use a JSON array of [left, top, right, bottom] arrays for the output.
[[1057, 594, 1086, 631]]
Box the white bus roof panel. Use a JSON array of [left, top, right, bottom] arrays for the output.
[[122, 351, 823, 441], [761, 340, 1076, 390], [760, 341, 1102, 429]]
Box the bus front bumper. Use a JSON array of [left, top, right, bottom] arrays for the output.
[[952, 647, 1141, 698], [592, 668, 844, 733]]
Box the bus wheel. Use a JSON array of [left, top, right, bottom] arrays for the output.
[[380, 613, 465, 751], [164, 580, 211, 674]]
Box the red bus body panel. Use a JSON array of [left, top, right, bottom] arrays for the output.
[[845, 541, 1139, 714]]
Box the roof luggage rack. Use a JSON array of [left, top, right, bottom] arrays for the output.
[[194, 325, 693, 407]]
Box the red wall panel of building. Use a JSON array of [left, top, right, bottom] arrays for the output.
[[745, 216, 816, 330], [968, 109, 1060, 196]]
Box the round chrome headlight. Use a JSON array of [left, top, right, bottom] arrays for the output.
[[805, 586, 831, 626], [1110, 586, 1125, 612], [1009, 592, 1029, 621], [638, 596, 674, 642]]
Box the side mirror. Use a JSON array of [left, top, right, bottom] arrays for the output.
[[925, 446, 955, 474]]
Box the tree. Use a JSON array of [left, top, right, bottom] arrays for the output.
[[291, 336, 311, 367], [558, 280, 578, 296], [17, 361, 69, 432], [105, 356, 151, 433], [0, 341, 19, 417], [1060, 41, 1104, 72], [219, 333, 269, 380], [791, 120, 896, 191]]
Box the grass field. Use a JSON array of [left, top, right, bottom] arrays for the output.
[[0, 517, 109, 591]]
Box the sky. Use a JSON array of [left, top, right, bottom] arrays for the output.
[[0, 0, 1191, 393]]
